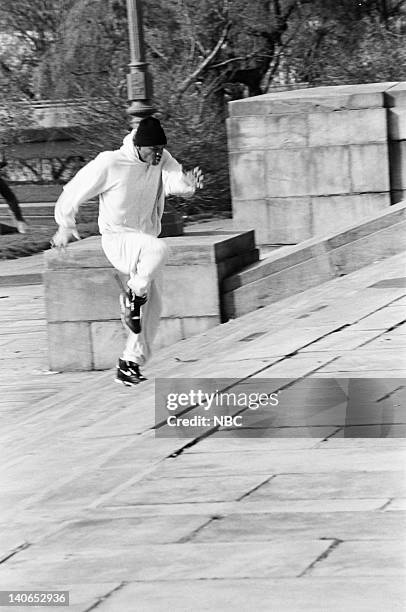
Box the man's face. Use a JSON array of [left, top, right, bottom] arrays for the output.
[[137, 145, 165, 166]]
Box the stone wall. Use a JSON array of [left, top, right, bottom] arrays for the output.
[[227, 82, 406, 244]]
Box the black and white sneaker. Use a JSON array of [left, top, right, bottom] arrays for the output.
[[120, 289, 147, 334], [115, 358, 147, 386]]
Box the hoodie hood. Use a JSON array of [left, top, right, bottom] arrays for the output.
[[120, 129, 142, 162]]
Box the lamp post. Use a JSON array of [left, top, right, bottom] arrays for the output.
[[125, 0, 155, 126], [125, 0, 183, 236]]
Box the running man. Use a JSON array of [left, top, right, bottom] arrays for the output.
[[51, 116, 203, 385]]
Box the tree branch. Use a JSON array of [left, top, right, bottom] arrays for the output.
[[174, 20, 232, 98], [210, 52, 272, 70], [146, 39, 168, 62]]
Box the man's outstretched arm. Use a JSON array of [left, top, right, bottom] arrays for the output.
[[52, 154, 109, 248], [162, 152, 204, 197]]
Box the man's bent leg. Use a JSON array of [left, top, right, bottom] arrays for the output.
[[102, 233, 166, 382], [102, 232, 168, 296], [122, 278, 162, 366], [127, 234, 168, 296]]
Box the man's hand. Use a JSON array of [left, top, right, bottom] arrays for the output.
[[50, 227, 80, 250], [184, 166, 204, 190]]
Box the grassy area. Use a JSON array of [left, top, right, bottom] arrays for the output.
[[0, 222, 99, 260]]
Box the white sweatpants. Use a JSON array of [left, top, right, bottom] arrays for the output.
[[101, 231, 168, 366]]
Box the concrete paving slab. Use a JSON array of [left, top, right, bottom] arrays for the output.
[[240, 471, 406, 501], [315, 369, 406, 377], [358, 331, 406, 349], [107, 474, 271, 505], [30, 467, 146, 508], [33, 515, 213, 549], [385, 498, 406, 511], [351, 306, 406, 330], [0, 541, 331, 583], [221, 326, 337, 361], [184, 437, 324, 451], [87, 578, 406, 612], [73, 498, 394, 516], [309, 540, 406, 576], [299, 329, 382, 352], [318, 432, 406, 445], [156, 448, 406, 477], [184, 357, 279, 378], [193, 510, 406, 542], [251, 353, 340, 377], [317, 350, 406, 373], [326, 424, 406, 437]]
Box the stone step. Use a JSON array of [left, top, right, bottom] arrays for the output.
[[223, 200, 406, 318]]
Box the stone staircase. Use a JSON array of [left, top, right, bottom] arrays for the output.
[[223, 201, 406, 318]]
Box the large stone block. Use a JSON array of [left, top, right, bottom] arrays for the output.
[[229, 151, 266, 200], [45, 237, 113, 269], [311, 193, 390, 236], [350, 144, 390, 192], [44, 268, 121, 322], [154, 315, 221, 351], [160, 265, 219, 318], [47, 322, 92, 370], [384, 81, 406, 107], [223, 253, 334, 318], [389, 141, 406, 191], [309, 146, 351, 195], [265, 198, 313, 243], [391, 190, 406, 204], [227, 114, 308, 150], [91, 321, 127, 369], [181, 316, 219, 337], [266, 114, 308, 148], [228, 82, 402, 244], [309, 108, 387, 146], [153, 318, 184, 350], [330, 219, 406, 276], [266, 114, 308, 149], [388, 107, 406, 141], [266, 148, 309, 197], [226, 115, 268, 150], [231, 200, 269, 244]]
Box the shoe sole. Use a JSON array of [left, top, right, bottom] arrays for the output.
[[114, 377, 140, 387]]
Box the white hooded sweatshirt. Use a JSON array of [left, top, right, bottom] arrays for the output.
[[55, 129, 195, 237]]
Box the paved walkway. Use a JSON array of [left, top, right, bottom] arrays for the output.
[[0, 248, 405, 611]]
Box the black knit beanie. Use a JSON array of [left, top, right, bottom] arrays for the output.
[[134, 117, 167, 146]]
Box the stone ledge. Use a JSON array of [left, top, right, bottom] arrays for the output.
[[229, 82, 399, 116], [223, 201, 406, 318], [225, 200, 406, 292], [44, 230, 257, 270]]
